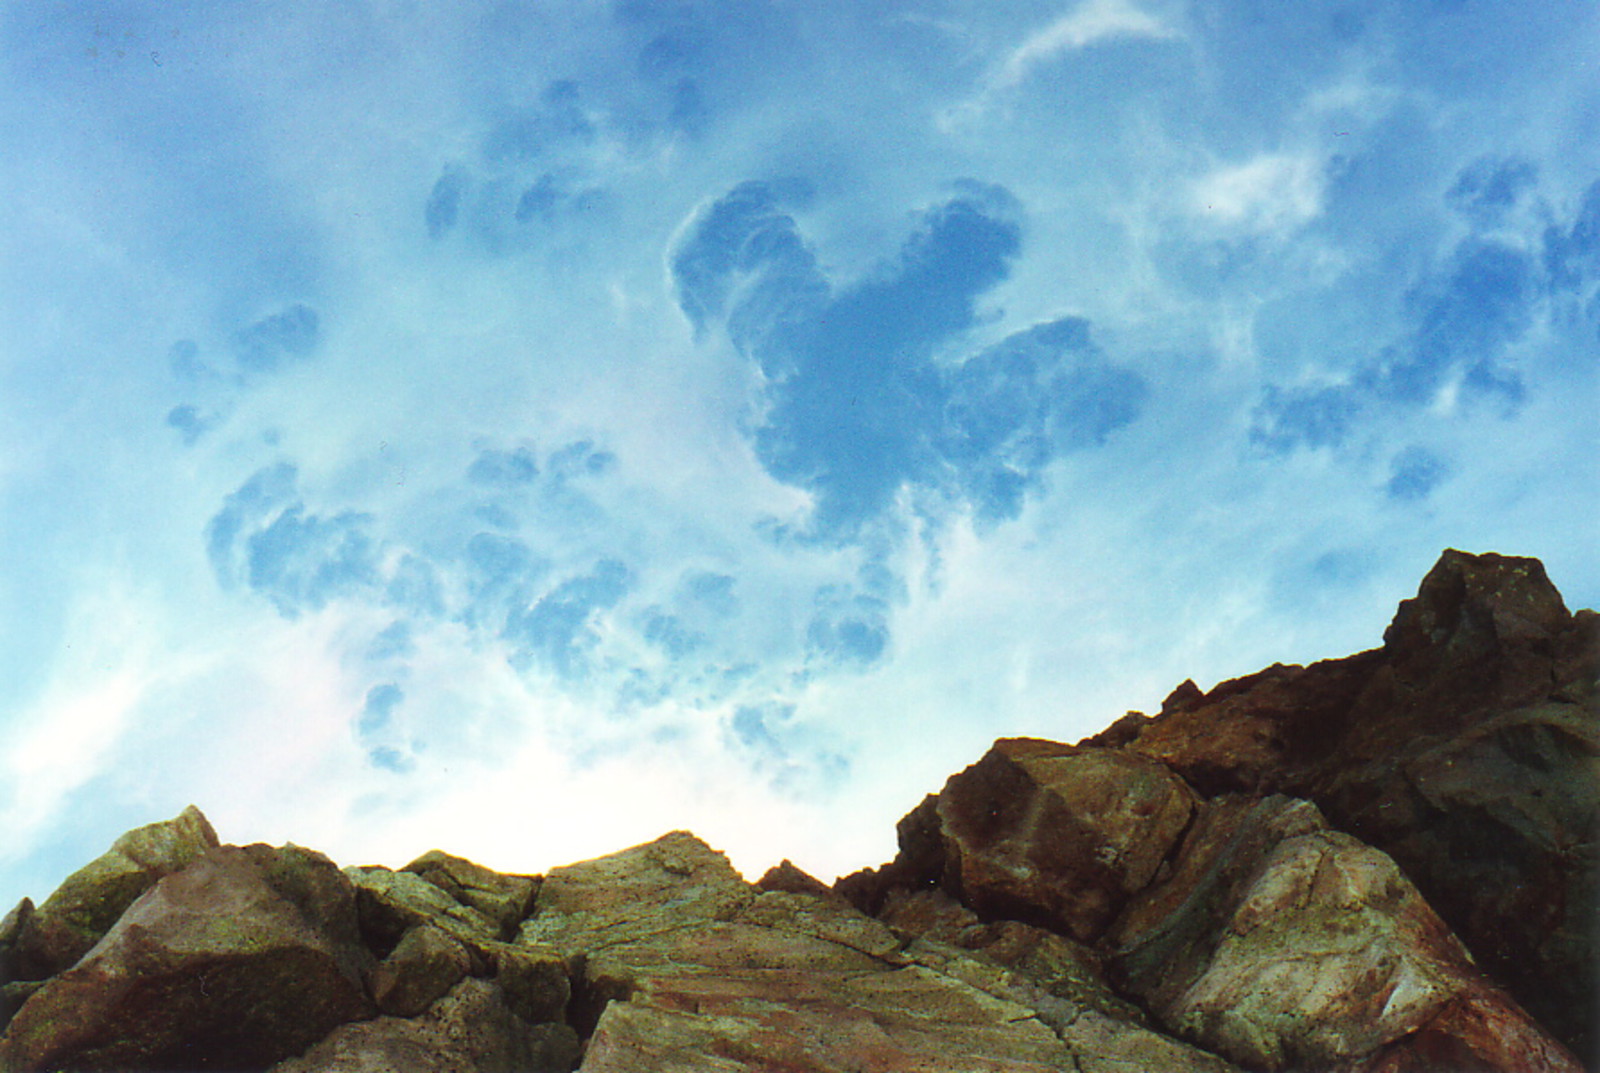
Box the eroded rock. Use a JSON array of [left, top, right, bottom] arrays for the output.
[[371, 922, 473, 1017], [1121, 549, 1600, 1062], [402, 849, 540, 938]]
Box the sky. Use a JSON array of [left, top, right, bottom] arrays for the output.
[[1, 0, 1597, 912]]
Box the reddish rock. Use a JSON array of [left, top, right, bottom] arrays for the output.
[[1121, 549, 1600, 1063], [756, 858, 843, 901], [929, 739, 1197, 942], [0, 843, 373, 1072], [1125, 655, 1383, 795]]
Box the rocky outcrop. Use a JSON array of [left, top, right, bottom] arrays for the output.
[[0, 549, 1592, 1072], [0, 843, 372, 1072], [2, 804, 218, 985], [1121, 549, 1600, 1063]]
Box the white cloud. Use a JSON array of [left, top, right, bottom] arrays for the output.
[[0, 580, 162, 865], [995, 0, 1181, 91], [1188, 152, 1327, 236]]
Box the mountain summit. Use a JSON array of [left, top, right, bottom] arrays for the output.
[[2, 550, 1595, 1072]]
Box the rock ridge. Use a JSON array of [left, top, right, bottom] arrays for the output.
[[0, 549, 1593, 1072]]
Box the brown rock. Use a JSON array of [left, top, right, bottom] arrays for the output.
[[371, 922, 472, 1017], [755, 858, 842, 901], [0, 843, 373, 1072], [933, 739, 1197, 941], [579, 964, 1077, 1073], [532, 831, 1240, 1072], [1122, 549, 1599, 1063], [5, 804, 219, 981], [270, 977, 580, 1073], [1127, 656, 1383, 795], [880, 887, 1145, 1027], [1108, 795, 1582, 1072], [401, 849, 540, 938]]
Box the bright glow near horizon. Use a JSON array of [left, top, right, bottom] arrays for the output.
[[1, 0, 1597, 906]]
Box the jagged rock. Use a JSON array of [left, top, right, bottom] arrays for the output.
[[1123, 549, 1600, 1063], [880, 887, 1146, 1027], [521, 829, 756, 957], [371, 921, 473, 1017], [347, 864, 502, 963], [402, 849, 540, 938], [755, 858, 844, 901], [924, 739, 1198, 942], [1108, 794, 1581, 1072], [530, 831, 1240, 1072], [2, 804, 218, 982], [269, 977, 581, 1073], [1127, 656, 1383, 795], [0, 842, 373, 1072], [0, 549, 1591, 1073], [347, 863, 571, 1022]]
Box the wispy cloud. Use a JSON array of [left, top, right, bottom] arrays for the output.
[[995, 0, 1180, 91]]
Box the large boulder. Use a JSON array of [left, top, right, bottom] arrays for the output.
[[844, 739, 1197, 944], [370, 921, 474, 1017], [2, 804, 218, 983], [1108, 795, 1581, 1072], [0, 843, 373, 1072]]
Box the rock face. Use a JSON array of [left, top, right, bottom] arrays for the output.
[[1122, 550, 1600, 1063], [0, 549, 1592, 1072]]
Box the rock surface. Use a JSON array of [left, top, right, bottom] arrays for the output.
[[1122, 549, 1600, 1063], [1, 804, 218, 984], [0, 549, 1592, 1072], [0, 843, 372, 1072]]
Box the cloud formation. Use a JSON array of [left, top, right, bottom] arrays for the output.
[[672, 180, 1150, 536], [996, 0, 1180, 90], [2, 0, 1595, 920], [1252, 168, 1600, 466]]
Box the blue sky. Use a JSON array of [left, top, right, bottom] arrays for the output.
[[2, 0, 1596, 909]]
